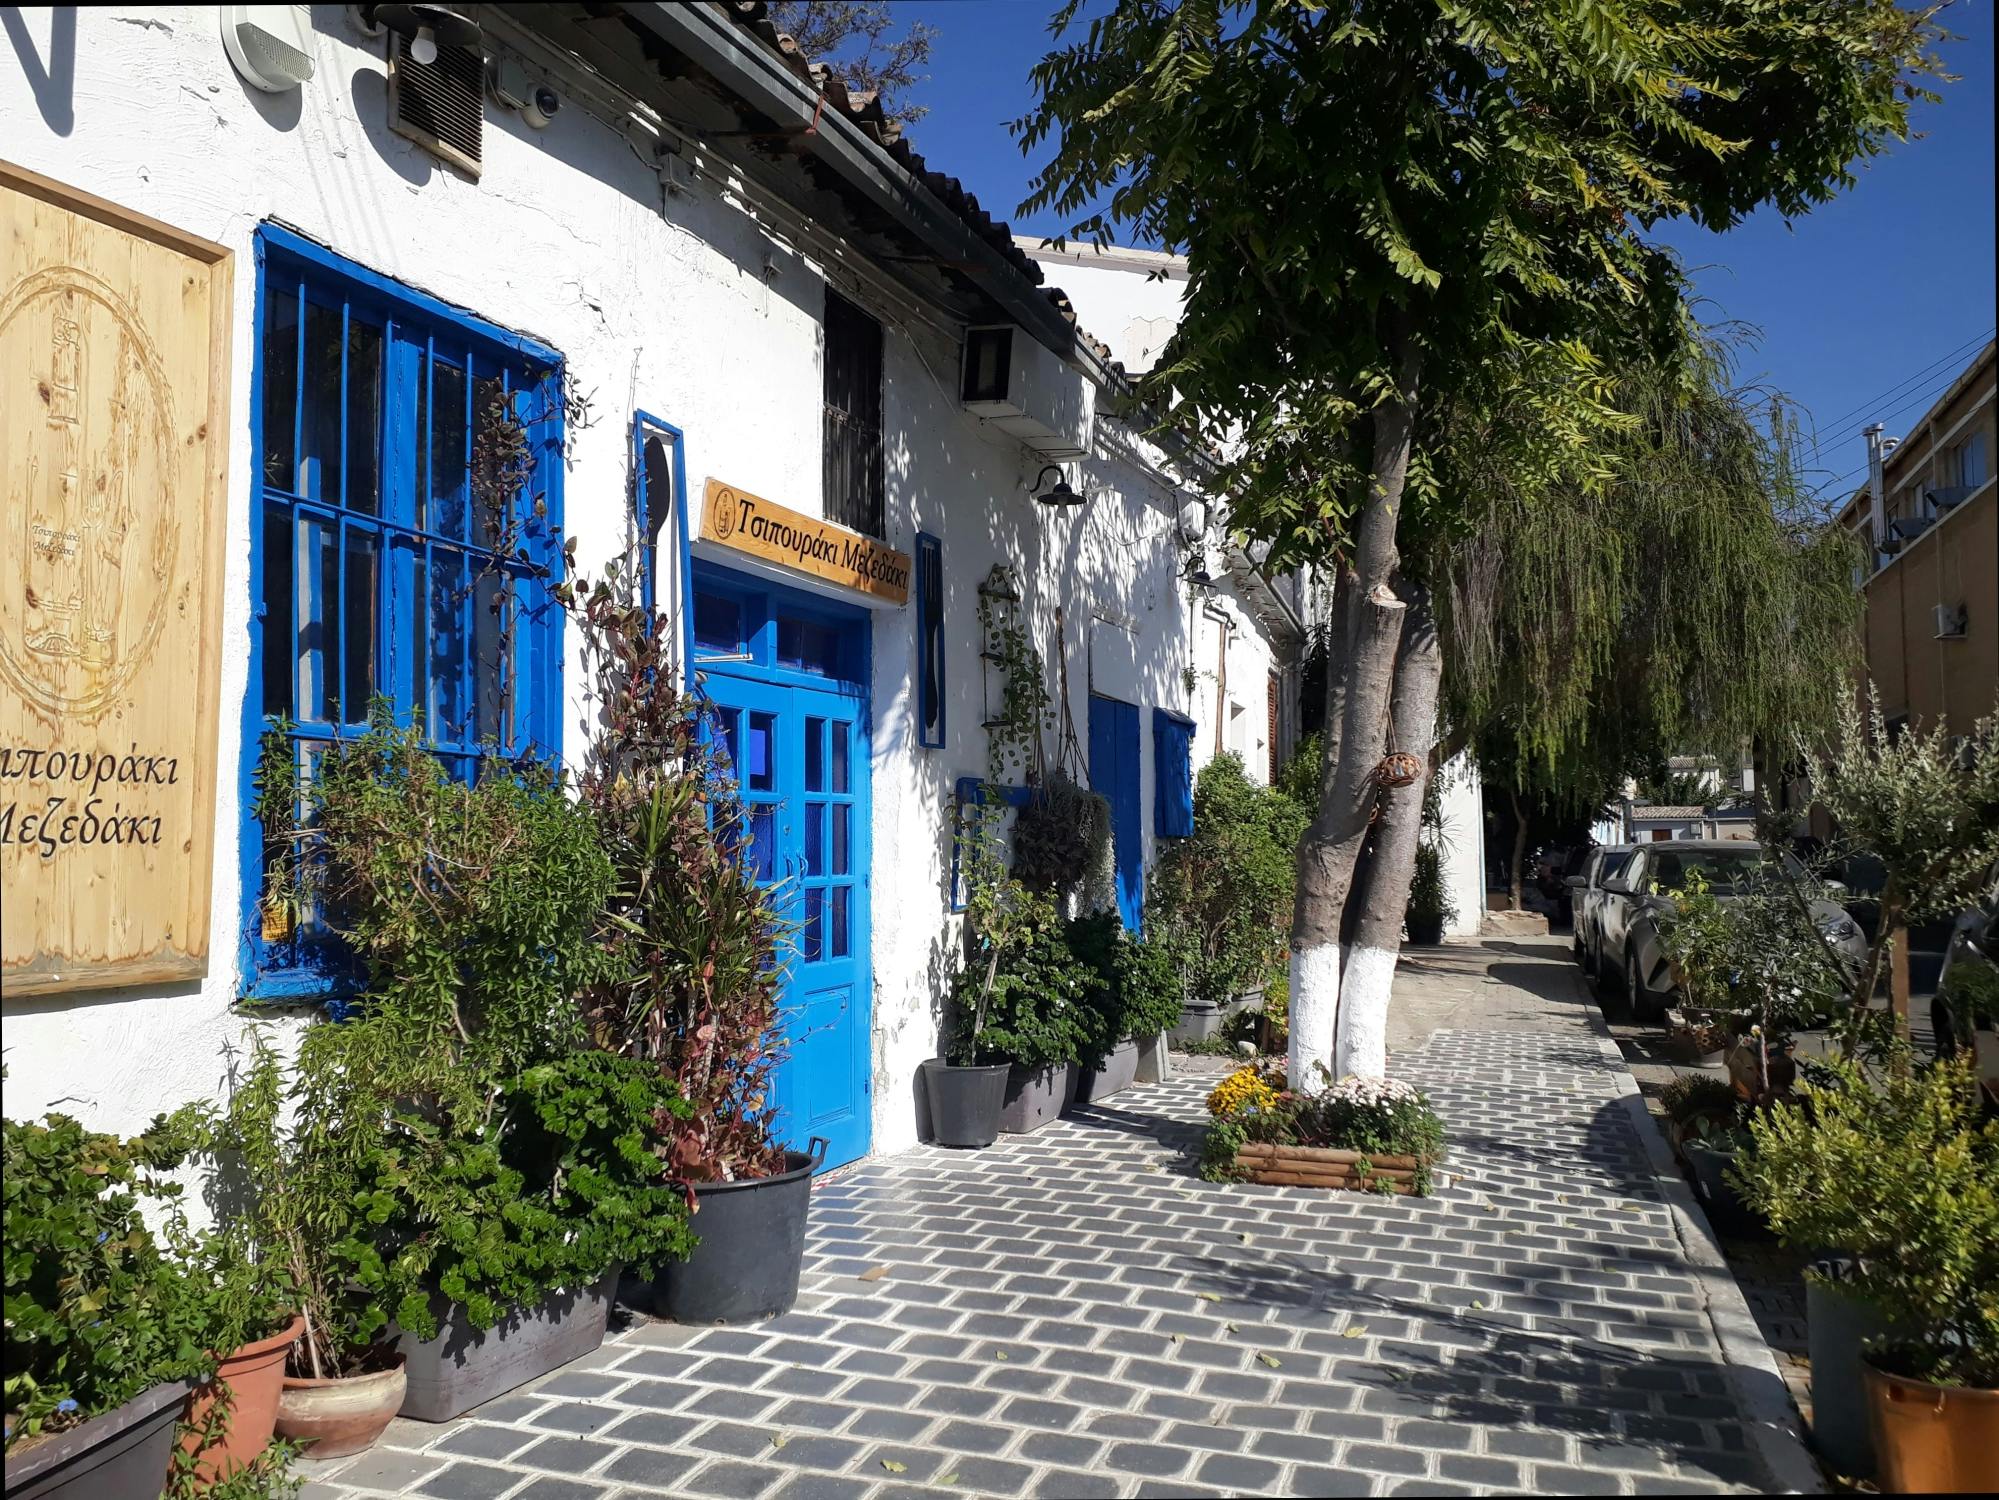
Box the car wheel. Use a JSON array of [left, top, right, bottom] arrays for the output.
[[1628, 952, 1659, 1023]]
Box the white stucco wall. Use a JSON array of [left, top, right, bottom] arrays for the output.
[[1435, 752, 1487, 936], [1016, 239, 1189, 376], [1, 6, 1284, 1160]]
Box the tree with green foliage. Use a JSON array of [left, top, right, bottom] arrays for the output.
[[1020, 0, 1941, 1082]]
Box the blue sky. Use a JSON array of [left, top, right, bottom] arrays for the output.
[[891, 0, 1996, 504]]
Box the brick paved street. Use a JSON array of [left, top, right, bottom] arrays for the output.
[[301, 940, 1816, 1498]]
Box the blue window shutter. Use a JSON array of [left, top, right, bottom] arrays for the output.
[[915, 533, 944, 749], [242, 227, 565, 1001], [1153, 708, 1194, 838]]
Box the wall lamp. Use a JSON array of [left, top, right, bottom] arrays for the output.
[[1033, 464, 1086, 509]]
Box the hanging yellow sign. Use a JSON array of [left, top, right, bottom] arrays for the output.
[[699, 478, 910, 605]]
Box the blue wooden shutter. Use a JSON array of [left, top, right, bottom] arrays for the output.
[[1154, 708, 1194, 837]]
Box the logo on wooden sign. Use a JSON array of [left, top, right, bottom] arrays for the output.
[[2, 163, 234, 996], [699, 479, 910, 605]]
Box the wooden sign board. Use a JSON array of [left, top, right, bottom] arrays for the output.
[[1, 161, 234, 996], [699, 478, 911, 605]]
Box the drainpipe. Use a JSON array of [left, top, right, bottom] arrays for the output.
[[1864, 422, 1887, 559]]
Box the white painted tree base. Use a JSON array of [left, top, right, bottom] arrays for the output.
[[1336, 944, 1395, 1080], [1287, 943, 1341, 1090]]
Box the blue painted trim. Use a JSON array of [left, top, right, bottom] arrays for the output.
[[914, 531, 944, 750], [239, 223, 566, 1003], [948, 775, 1031, 913], [1152, 706, 1196, 839], [257, 223, 563, 367], [632, 410, 694, 687]]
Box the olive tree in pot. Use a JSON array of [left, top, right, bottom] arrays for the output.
[[1403, 843, 1456, 947], [247, 716, 697, 1424], [1737, 1051, 1998, 1489], [1068, 912, 1184, 1104], [564, 577, 817, 1326], [1150, 754, 1306, 1040]]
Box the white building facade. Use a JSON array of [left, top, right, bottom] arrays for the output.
[[1, 4, 1304, 1162]]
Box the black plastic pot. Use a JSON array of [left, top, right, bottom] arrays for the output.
[[2, 1379, 189, 1500], [1405, 914, 1446, 946], [923, 1059, 1009, 1148], [1807, 1261, 1920, 1479], [1683, 1139, 1755, 1228], [653, 1138, 827, 1325]]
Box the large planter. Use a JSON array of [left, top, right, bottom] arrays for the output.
[[2, 1379, 190, 1500], [1233, 1142, 1432, 1196], [274, 1357, 407, 1462], [1404, 913, 1445, 946], [1863, 1358, 1999, 1493], [181, 1313, 304, 1482], [1664, 1008, 1730, 1068], [653, 1140, 826, 1326], [1724, 1035, 1796, 1104], [1805, 1269, 1917, 1480], [1169, 999, 1223, 1043], [922, 1059, 1010, 1148], [1075, 1039, 1140, 1105], [393, 1272, 615, 1422], [999, 1061, 1078, 1134], [1682, 1139, 1753, 1227]]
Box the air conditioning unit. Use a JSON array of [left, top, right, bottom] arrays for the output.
[[1925, 485, 1975, 513], [1934, 602, 1968, 640], [961, 326, 1091, 460]]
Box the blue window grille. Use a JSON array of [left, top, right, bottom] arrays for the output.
[[915, 533, 944, 748], [242, 226, 565, 998], [1153, 708, 1195, 838]]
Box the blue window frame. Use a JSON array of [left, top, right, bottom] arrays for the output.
[[242, 226, 565, 997], [1153, 708, 1195, 838], [914, 532, 945, 748]]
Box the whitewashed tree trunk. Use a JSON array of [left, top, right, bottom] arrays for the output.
[[1336, 585, 1442, 1078], [1287, 326, 1422, 1089]]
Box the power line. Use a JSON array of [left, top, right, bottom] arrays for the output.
[[1815, 328, 1999, 440]]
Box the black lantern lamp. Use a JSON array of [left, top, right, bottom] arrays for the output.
[[367, 3, 481, 64], [1033, 464, 1086, 509]]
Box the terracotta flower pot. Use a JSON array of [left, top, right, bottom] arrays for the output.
[[274, 1357, 407, 1461], [180, 1314, 304, 1482], [1863, 1359, 1999, 1493]]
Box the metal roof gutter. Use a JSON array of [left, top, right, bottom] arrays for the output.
[[617, 1, 1078, 360]]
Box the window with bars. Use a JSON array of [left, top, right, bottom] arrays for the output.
[[246, 227, 564, 994], [822, 286, 885, 538]]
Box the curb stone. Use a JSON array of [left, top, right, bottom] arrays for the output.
[[1562, 966, 1827, 1496]]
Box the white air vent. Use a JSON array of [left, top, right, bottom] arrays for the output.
[[961, 326, 1091, 460], [388, 31, 483, 178], [1934, 602, 1968, 640]]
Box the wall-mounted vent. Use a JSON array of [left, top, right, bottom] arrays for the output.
[[388, 32, 483, 178], [1934, 602, 1969, 640]]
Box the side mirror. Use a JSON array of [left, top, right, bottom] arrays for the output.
[[1565, 875, 1587, 889]]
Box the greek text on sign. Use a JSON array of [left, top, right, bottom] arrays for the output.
[[700, 479, 911, 605]]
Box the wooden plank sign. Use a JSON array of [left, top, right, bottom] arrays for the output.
[[1, 161, 233, 996], [699, 477, 911, 605]]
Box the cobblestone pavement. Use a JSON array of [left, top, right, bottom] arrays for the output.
[[302, 944, 1810, 1499]]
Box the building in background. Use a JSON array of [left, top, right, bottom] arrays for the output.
[[0, 3, 1297, 1165], [1835, 340, 1997, 738]]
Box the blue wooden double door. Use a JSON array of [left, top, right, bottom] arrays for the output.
[[1089, 693, 1145, 931], [693, 566, 872, 1169]]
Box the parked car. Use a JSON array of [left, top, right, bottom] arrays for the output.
[[1566, 844, 1636, 975], [1595, 840, 1868, 1022], [1933, 870, 1999, 1106]]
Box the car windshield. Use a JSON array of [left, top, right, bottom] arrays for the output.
[[1644, 848, 1786, 895]]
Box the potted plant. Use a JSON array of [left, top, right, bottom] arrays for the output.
[[1151, 754, 1306, 1039], [969, 885, 1091, 1134], [3, 1107, 206, 1500], [563, 581, 819, 1326], [1404, 841, 1455, 946], [1657, 1072, 1738, 1165], [252, 714, 697, 1421], [1068, 913, 1183, 1105], [1737, 1051, 1997, 1489], [1200, 1066, 1445, 1194]]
